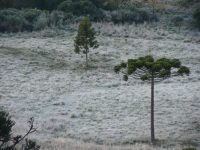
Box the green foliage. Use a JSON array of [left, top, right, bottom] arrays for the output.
[[178, 66, 190, 75], [123, 75, 128, 81], [114, 65, 121, 73], [0, 109, 15, 144], [114, 55, 190, 81], [141, 74, 149, 81], [74, 16, 99, 67]]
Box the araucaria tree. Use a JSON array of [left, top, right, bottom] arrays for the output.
[[74, 16, 99, 68], [114, 55, 190, 144]]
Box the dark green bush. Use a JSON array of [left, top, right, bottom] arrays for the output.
[[0, 9, 30, 32], [23, 9, 42, 23], [24, 139, 40, 150]]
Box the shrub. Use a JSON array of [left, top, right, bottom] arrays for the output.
[[0, 9, 30, 32], [24, 139, 40, 150], [23, 9, 42, 23]]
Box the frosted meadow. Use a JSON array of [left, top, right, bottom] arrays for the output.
[[0, 23, 200, 149]]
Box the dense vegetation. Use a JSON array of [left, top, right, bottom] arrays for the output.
[[0, 0, 199, 32], [0, 0, 156, 32]]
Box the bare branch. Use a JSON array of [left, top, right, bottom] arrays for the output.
[[10, 117, 37, 148]]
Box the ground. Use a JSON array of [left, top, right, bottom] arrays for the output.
[[0, 23, 200, 149]]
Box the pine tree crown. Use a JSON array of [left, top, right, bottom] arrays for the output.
[[74, 16, 99, 54]]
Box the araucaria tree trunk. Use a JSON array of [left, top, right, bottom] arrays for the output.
[[151, 74, 155, 144]]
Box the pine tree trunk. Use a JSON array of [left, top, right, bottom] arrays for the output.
[[151, 75, 155, 144], [86, 49, 88, 68]]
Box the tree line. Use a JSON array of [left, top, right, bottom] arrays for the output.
[[0, 0, 126, 10]]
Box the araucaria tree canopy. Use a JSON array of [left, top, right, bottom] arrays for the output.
[[114, 55, 190, 144]]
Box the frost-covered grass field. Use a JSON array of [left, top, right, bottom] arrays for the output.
[[0, 23, 200, 149]]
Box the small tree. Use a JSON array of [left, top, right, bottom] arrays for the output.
[[0, 108, 40, 150], [74, 16, 99, 68], [114, 55, 190, 144]]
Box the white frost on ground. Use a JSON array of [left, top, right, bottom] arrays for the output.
[[0, 24, 200, 149]]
